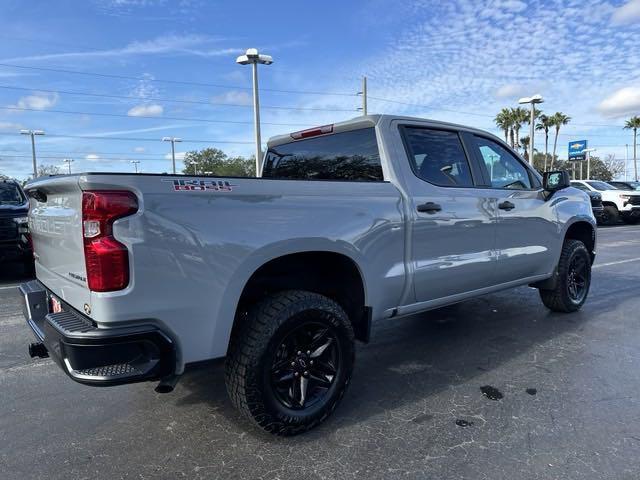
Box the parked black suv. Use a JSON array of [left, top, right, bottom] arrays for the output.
[[587, 190, 605, 224], [0, 179, 33, 273]]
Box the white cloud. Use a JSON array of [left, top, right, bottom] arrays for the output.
[[0, 121, 24, 131], [127, 104, 163, 117], [598, 87, 640, 117], [85, 154, 100, 161], [495, 84, 528, 99], [13, 92, 58, 110], [164, 151, 187, 161], [133, 146, 146, 153], [1, 34, 237, 63], [611, 0, 640, 25], [212, 90, 252, 105]]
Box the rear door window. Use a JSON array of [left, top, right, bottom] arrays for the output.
[[401, 127, 474, 187], [262, 127, 383, 181]]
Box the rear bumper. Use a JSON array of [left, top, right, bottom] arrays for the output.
[[19, 280, 176, 386]]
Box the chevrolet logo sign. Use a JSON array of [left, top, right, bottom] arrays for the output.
[[570, 143, 584, 150]]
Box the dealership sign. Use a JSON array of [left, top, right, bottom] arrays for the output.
[[568, 140, 587, 160]]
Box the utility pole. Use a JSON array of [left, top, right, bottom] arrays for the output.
[[358, 76, 368, 115], [162, 137, 182, 174], [131, 160, 140, 173], [20, 129, 45, 177], [236, 48, 273, 177], [62, 158, 73, 174]]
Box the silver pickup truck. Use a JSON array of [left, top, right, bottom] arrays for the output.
[[19, 115, 596, 435]]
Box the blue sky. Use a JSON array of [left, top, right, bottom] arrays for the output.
[[0, 0, 639, 180]]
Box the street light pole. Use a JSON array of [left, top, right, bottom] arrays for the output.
[[162, 137, 182, 174], [62, 158, 73, 174], [189, 161, 200, 176], [131, 160, 140, 173], [236, 48, 273, 177], [518, 95, 544, 166], [20, 129, 45, 177]]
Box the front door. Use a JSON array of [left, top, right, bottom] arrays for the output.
[[469, 135, 557, 283]]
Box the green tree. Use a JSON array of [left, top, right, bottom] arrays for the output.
[[535, 114, 553, 171], [36, 164, 61, 178], [182, 148, 254, 177], [624, 115, 640, 181], [519, 135, 531, 161], [549, 112, 571, 169]]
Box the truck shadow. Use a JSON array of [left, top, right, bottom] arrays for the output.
[[173, 270, 622, 441], [0, 260, 34, 285]]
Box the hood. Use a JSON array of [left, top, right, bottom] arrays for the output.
[[0, 201, 29, 216]]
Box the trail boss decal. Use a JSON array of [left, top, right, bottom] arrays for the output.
[[162, 178, 236, 192]]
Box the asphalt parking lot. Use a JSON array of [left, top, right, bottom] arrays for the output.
[[2, 225, 640, 480]]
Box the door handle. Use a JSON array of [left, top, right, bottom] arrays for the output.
[[417, 202, 442, 214], [498, 201, 515, 211]]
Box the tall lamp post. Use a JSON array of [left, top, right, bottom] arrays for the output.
[[20, 129, 45, 177], [130, 160, 140, 173], [518, 94, 544, 165], [236, 48, 273, 177], [62, 158, 74, 174], [162, 137, 182, 174]]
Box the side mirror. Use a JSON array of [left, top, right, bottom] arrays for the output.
[[543, 170, 570, 193]]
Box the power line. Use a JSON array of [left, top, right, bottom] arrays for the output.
[[367, 95, 627, 128], [0, 62, 358, 97], [0, 153, 161, 161], [0, 105, 313, 127], [0, 84, 359, 113], [0, 131, 253, 144]]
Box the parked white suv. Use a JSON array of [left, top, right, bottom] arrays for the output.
[[571, 180, 640, 225]]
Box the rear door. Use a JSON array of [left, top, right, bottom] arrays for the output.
[[397, 125, 498, 303], [26, 177, 90, 311], [467, 135, 557, 283]]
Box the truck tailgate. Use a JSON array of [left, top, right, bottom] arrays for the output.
[[27, 176, 90, 312]]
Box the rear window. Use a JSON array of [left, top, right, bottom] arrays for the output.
[[586, 181, 616, 191], [262, 127, 383, 181], [0, 182, 25, 205]]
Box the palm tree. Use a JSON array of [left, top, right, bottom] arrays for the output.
[[494, 108, 513, 144], [550, 112, 571, 170], [624, 116, 640, 181], [536, 114, 553, 171], [511, 107, 529, 153], [519, 135, 530, 161]]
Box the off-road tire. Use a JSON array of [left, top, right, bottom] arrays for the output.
[[225, 290, 355, 436], [602, 205, 620, 225], [539, 239, 591, 313]]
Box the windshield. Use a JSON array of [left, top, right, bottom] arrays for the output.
[[0, 182, 25, 205], [586, 181, 617, 191]]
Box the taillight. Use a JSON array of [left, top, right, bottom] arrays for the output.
[[82, 191, 138, 292]]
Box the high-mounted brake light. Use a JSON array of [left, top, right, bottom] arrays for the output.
[[290, 124, 333, 140], [82, 191, 138, 292]]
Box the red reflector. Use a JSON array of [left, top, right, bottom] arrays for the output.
[[290, 124, 334, 140], [82, 191, 138, 292]]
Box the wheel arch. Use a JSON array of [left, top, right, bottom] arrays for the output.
[[212, 241, 371, 357]]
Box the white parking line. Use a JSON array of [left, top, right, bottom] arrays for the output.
[[594, 257, 640, 269], [0, 285, 19, 290]]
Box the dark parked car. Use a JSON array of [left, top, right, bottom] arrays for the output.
[[608, 181, 640, 191], [587, 191, 605, 224], [0, 179, 33, 273]]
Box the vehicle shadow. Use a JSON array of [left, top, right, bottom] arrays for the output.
[[174, 272, 617, 441], [0, 260, 33, 286]]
